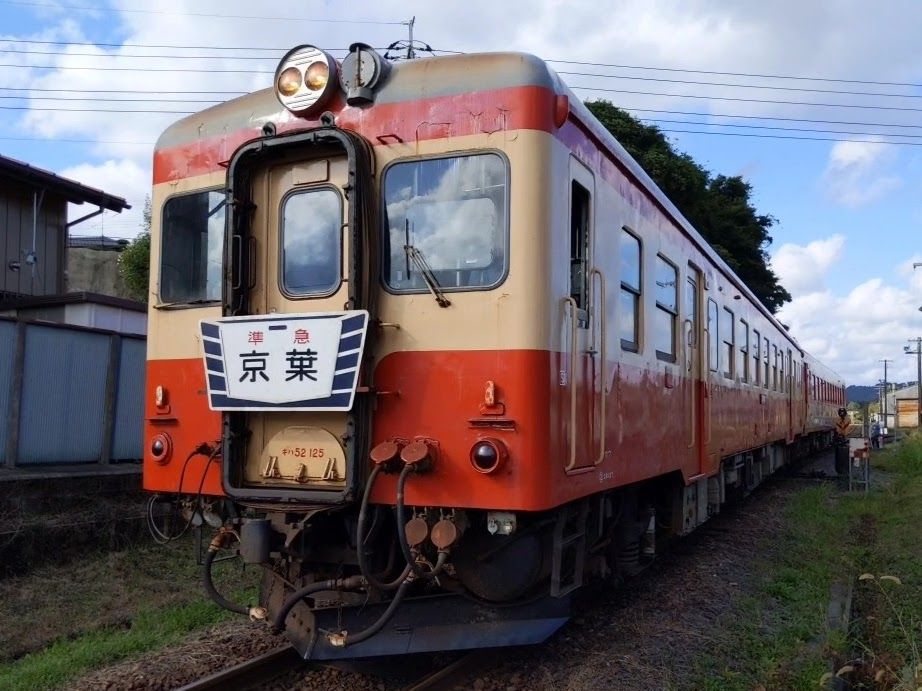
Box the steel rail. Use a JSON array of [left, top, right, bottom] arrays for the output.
[[175, 645, 304, 691]]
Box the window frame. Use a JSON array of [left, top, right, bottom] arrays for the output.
[[739, 318, 749, 383], [379, 150, 511, 296], [653, 254, 678, 363], [157, 187, 226, 307], [619, 227, 643, 353], [278, 184, 344, 299], [722, 306, 735, 379], [752, 328, 761, 386], [707, 298, 719, 372]]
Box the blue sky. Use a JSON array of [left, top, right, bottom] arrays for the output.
[[2, 0, 922, 385]]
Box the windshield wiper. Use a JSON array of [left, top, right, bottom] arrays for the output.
[[404, 244, 451, 308], [153, 298, 219, 310]]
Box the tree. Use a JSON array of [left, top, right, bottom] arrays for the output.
[[118, 196, 151, 302], [585, 100, 791, 313]]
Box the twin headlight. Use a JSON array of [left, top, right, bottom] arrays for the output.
[[274, 43, 389, 116], [274, 45, 338, 115]]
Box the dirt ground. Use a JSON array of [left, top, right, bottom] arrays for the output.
[[66, 458, 830, 691]]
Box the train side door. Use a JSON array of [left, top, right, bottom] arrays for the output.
[[563, 159, 604, 473], [786, 348, 795, 442], [685, 265, 707, 474]]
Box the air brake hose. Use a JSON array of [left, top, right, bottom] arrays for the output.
[[203, 548, 250, 616], [328, 549, 449, 648], [328, 577, 412, 647], [203, 529, 265, 619], [357, 464, 411, 590], [270, 575, 366, 634]]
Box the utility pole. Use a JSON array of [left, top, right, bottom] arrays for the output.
[[880, 358, 892, 431], [406, 16, 416, 59], [905, 338, 922, 429]]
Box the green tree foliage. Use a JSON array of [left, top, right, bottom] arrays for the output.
[[586, 100, 791, 313], [118, 196, 151, 302]]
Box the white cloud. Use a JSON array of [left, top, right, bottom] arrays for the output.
[[821, 140, 902, 207], [778, 274, 922, 385], [60, 159, 149, 239], [771, 235, 845, 296]]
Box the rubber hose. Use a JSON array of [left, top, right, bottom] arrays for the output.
[[271, 576, 364, 634], [357, 465, 411, 590], [338, 577, 412, 647], [203, 548, 249, 616]]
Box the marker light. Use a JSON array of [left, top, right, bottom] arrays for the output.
[[470, 438, 507, 474], [274, 45, 339, 116], [150, 433, 173, 465]]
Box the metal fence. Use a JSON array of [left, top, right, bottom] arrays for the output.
[[0, 316, 145, 466]]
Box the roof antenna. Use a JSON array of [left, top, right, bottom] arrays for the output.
[[385, 17, 433, 61]]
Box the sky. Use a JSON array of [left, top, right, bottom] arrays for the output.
[[2, 0, 922, 386]]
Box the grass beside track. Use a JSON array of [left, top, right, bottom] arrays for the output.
[[691, 436, 922, 690], [0, 536, 260, 691]]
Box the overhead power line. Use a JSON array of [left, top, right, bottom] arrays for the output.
[[0, 86, 245, 95], [0, 0, 407, 23], [557, 71, 922, 100], [5, 47, 921, 101], [640, 117, 922, 139], [654, 128, 922, 146], [625, 108, 922, 130], [0, 62, 273, 74], [569, 85, 922, 113], [0, 38, 347, 52], [546, 58, 922, 89], [3, 37, 921, 89]]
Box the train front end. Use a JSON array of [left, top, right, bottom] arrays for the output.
[[144, 43, 579, 658]]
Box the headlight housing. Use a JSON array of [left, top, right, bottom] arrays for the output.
[[274, 45, 339, 116]]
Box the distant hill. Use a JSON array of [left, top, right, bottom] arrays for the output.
[[846, 385, 877, 403]]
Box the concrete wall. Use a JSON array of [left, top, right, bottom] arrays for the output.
[[66, 246, 132, 299]]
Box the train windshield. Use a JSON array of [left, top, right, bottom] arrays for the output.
[[159, 190, 225, 304], [382, 152, 508, 292]]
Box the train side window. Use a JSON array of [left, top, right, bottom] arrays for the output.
[[159, 189, 225, 304], [619, 228, 641, 352], [739, 319, 749, 383], [722, 307, 734, 379], [570, 181, 591, 323], [780, 349, 786, 393], [763, 337, 770, 388], [772, 344, 779, 391], [786, 349, 793, 394], [752, 329, 761, 385], [654, 255, 677, 362], [707, 298, 718, 372]]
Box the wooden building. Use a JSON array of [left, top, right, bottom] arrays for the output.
[[0, 155, 129, 300]]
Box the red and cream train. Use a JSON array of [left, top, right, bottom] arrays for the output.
[[144, 42, 845, 658]]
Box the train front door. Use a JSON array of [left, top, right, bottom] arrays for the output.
[[685, 266, 707, 475], [220, 149, 365, 499]]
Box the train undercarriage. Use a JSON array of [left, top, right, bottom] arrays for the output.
[[175, 432, 835, 659]]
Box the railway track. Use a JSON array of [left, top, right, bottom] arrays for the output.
[[175, 645, 305, 691], [175, 644, 496, 691]]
